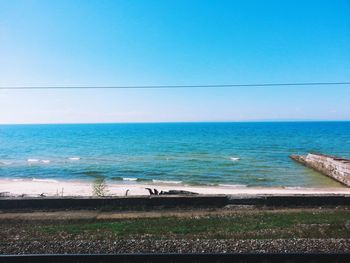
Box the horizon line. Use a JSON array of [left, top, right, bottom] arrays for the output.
[[1, 120, 350, 125], [1, 81, 350, 90]]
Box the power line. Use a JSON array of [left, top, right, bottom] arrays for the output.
[[0, 81, 350, 90]]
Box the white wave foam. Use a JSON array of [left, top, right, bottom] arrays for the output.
[[68, 157, 80, 161], [123, 177, 138, 181], [41, 160, 51, 164], [218, 184, 247, 188], [230, 157, 240, 161], [32, 178, 59, 183], [0, 161, 12, 165], [152, 179, 182, 184], [27, 159, 39, 163]]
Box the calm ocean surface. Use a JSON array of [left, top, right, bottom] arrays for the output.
[[1, 122, 350, 187]]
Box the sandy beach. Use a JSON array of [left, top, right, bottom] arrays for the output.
[[1, 179, 350, 197]]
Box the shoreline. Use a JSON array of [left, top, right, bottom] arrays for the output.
[[1, 178, 350, 197]]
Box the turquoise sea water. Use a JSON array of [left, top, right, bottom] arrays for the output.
[[0, 122, 350, 187]]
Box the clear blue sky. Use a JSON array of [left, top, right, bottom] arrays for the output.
[[0, 0, 349, 124]]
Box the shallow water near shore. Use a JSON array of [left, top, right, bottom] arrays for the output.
[[0, 122, 349, 188]]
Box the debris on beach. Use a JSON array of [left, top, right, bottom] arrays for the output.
[[0, 192, 12, 197], [145, 188, 198, 196]]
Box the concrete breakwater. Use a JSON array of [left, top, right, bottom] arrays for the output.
[[290, 153, 350, 186]]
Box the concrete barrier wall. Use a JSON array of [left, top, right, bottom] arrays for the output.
[[0, 195, 229, 211], [291, 153, 350, 186], [1, 195, 350, 211]]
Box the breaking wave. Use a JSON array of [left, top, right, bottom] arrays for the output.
[[152, 179, 182, 184], [123, 177, 138, 181], [68, 157, 81, 161], [27, 159, 40, 163]]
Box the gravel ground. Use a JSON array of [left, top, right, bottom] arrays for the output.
[[1, 239, 350, 254], [1, 208, 349, 254]]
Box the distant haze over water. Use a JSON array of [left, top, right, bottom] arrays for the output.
[[0, 122, 349, 187]]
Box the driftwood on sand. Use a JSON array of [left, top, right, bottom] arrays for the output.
[[145, 188, 198, 196]]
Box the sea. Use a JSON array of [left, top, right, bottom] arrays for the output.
[[1, 122, 350, 188]]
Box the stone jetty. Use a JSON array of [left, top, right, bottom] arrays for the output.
[[290, 153, 350, 186]]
